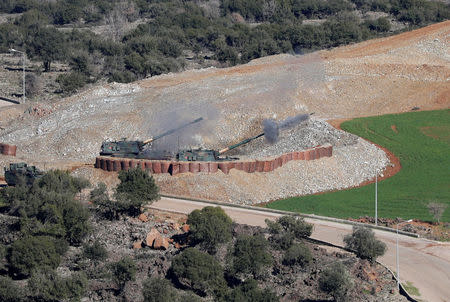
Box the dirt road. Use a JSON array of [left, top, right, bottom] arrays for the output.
[[150, 196, 450, 302]]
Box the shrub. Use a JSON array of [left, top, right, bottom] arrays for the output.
[[142, 277, 178, 302], [343, 226, 386, 262], [28, 269, 88, 301], [90, 182, 109, 204], [111, 256, 136, 288], [276, 216, 313, 239], [82, 242, 108, 262], [115, 168, 160, 216], [282, 243, 312, 267], [61, 199, 91, 245], [37, 170, 90, 196], [25, 73, 42, 98], [319, 262, 352, 302], [179, 292, 203, 302], [187, 206, 233, 253], [170, 247, 227, 297], [7, 236, 65, 277], [0, 276, 24, 302], [270, 231, 295, 250], [427, 202, 447, 223], [56, 71, 87, 94], [229, 234, 272, 278], [266, 216, 313, 250], [227, 279, 279, 302]]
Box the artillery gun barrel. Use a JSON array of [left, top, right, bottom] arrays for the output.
[[218, 133, 264, 154], [142, 117, 203, 145]]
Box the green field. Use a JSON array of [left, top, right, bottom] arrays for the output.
[[266, 109, 450, 222]]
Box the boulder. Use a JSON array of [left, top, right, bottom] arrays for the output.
[[132, 241, 142, 249], [138, 213, 148, 222], [145, 228, 160, 247], [153, 236, 169, 250], [182, 224, 190, 233]]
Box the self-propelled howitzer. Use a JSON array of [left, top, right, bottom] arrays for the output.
[[176, 132, 264, 161], [100, 117, 203, 158]]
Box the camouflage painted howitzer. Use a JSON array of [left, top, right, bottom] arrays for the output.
[[100, 117, 203, 158], [177, 133, 264, 162], [4, 162, 44, 186]]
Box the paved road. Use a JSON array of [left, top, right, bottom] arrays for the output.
[[150, 197, 450, 302]]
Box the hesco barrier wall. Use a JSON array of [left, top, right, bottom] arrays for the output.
[[95, 144, 332, 175], [0, 143, 17, 156]]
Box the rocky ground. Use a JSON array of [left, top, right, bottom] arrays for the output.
[[0, 208, 406, 302]]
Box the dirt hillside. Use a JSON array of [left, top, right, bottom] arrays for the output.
[[0, 21, 448, 203]]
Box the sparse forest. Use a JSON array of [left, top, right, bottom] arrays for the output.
[[0, 0, 448, 95], [0, 167, 398, 301]]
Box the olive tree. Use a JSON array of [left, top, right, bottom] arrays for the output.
[[343, 226, 386, 262], [319, 262, 353, 302], [187, 206, 233, 253], [114, 168, 160, 216]]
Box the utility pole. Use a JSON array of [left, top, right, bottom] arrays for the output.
[[375, 170, 378, 226], [9, 48, 26, 103]]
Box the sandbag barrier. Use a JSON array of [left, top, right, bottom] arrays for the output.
[[0, 143, 17, 156], [95, 144, 333, 175]]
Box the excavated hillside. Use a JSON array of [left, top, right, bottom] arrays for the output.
[[0, 21, 449, 204]]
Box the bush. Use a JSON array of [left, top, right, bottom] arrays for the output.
[[0, 276, 24, 302], [115, 168, 160, 216], [282, 243, 312, 267], [28, 269, 88, 302], [25, 73, 42, 98], [56, 71, 87, 95], [266, 215, 313, 250], [227, 279, 279, 302], [179, 292, 202, 302], [3, 172, 91, 245], [170, 247, 227, 297], [37, 170, 90, 196], [111, 256, 136, 288], [343, 226, 386, 262], [82, 242, 108, 262], [142, 277, 178, 302], [229, 234, 272, 278], [319, 262, 352, 302], [427, 202, 447, 223], [276, 216, 313, 239], [7, 236, 65, 277], [187, 206, 233, 253], [270, 231, 295, 250], [90, 182, 109, 204]]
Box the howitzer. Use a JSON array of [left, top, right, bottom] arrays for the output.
[[100, 117, 203, 158], [176, 112, 312, 161], [177, 133, 264, 162]]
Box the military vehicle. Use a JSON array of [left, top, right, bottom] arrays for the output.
[[4, 162, 44, 186], [177, 133, 264, 161], [100, 117, 203, 158], [175, 112, 313, 161]]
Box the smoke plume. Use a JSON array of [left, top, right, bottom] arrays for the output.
[[263, 113, 310, 144]]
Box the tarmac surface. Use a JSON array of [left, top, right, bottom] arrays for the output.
[[150, 196, 450, 302]]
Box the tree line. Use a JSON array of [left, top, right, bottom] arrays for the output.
[[0, 0, 448, 95]]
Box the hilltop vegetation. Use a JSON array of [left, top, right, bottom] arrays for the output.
[[0, 0, 448, 95]]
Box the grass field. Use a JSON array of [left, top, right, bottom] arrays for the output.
[[266, 109, 450, 222]]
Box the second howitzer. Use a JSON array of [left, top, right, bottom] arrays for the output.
[[177, 132, 264, 161], [100, 117, 203, 158]]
